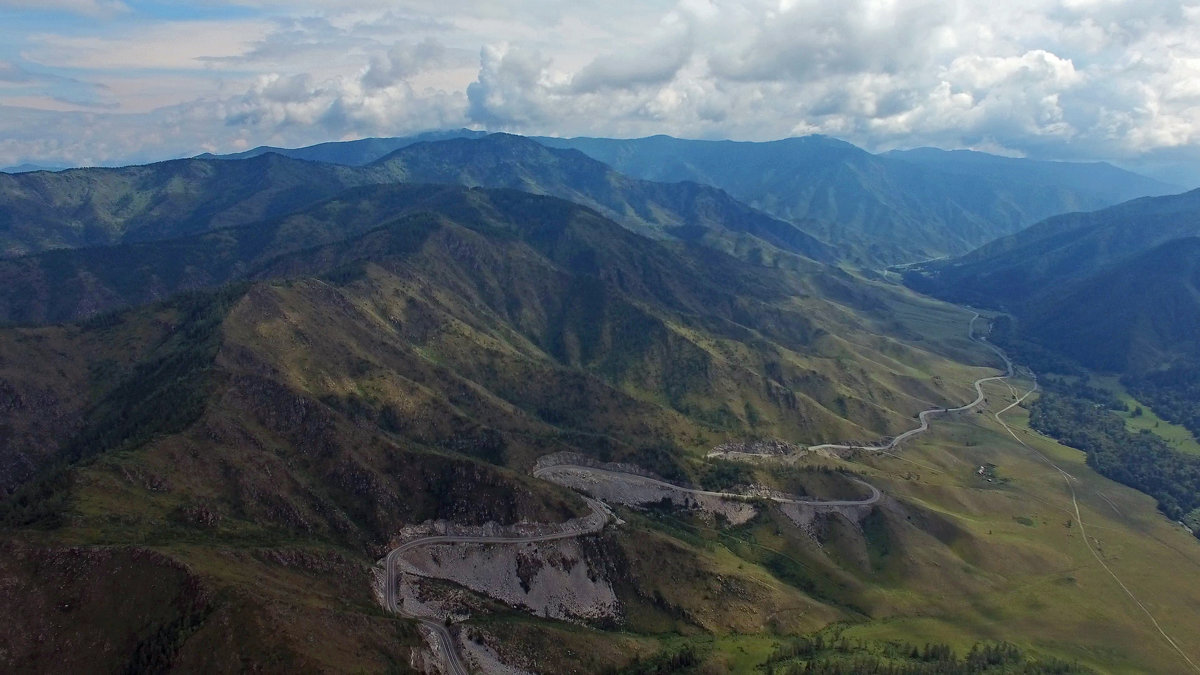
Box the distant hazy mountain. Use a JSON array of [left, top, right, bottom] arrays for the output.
[[0, 153, 367, 257], [535, 135, 1178, 263], [907, 189, 1200, 373], [1, 163, 69, 174], [883, 147, 1172, 199], [195, 129, 486, 165]]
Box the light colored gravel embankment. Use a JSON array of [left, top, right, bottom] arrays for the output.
[[396, 536, 619, 623]]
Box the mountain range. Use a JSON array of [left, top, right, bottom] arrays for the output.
[[0, 134, 831, 273], [528, 135, 1180, 262], [4, 129, 1200, 672], [194, 130, 1178, 264]]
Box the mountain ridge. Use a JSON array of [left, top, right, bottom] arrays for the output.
[[906, 189, 1200, 374], [0, 134, 835, 268], [535, 134, 1178, 263], [195, 128, 487, 165], [364, 133, 836, 263]]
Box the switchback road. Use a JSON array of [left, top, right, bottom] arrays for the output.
[[384, 311, 989, 673]]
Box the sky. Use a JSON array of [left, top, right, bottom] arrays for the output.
[[2, 0, 1200, 184]]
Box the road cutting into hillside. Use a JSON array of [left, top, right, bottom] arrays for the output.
[[826, 307, 1198, 673], [383, 308, 1200, 674], [382, 311, 1002, 674], [380, 314, 991, 674], [804, 313, 1013, 456], [384, 464, 880, 673], [801, 307, 1198, 670]]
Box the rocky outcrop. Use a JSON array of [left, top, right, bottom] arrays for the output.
[[398, 538, 618, 622]]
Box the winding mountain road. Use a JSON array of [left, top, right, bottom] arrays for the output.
[[807, 313, 1013, 454], [382, 311, 993, 673], [385, 466, 879, 673]]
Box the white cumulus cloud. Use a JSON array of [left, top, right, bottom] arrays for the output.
[[1, 0, 1200, 184]]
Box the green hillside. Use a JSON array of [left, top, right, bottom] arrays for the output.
[[0, 153, 365, 257], [6, 264, 1200, 670], [0, 184, 1025, 671]]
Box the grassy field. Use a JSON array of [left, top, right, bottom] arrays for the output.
[[834, 375, 1200, 673], [1094, 374, 1200, 456]]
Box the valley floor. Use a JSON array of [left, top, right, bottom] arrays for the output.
[[838, 374, 1200, 673]]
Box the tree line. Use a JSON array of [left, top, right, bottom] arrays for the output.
[[1125, 365, 1200, 440], [762, 635, 1089, 674], [1030, 391, 1200, 532]]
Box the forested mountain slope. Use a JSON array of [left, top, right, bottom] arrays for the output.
[[536, 134, 1176, 263], [907, 189, 1200, 371], [1022, 237, 1200, 373], [365, 133, 835, 262], [1, 134, 832, 267], [909, 188, 1200, 310]]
